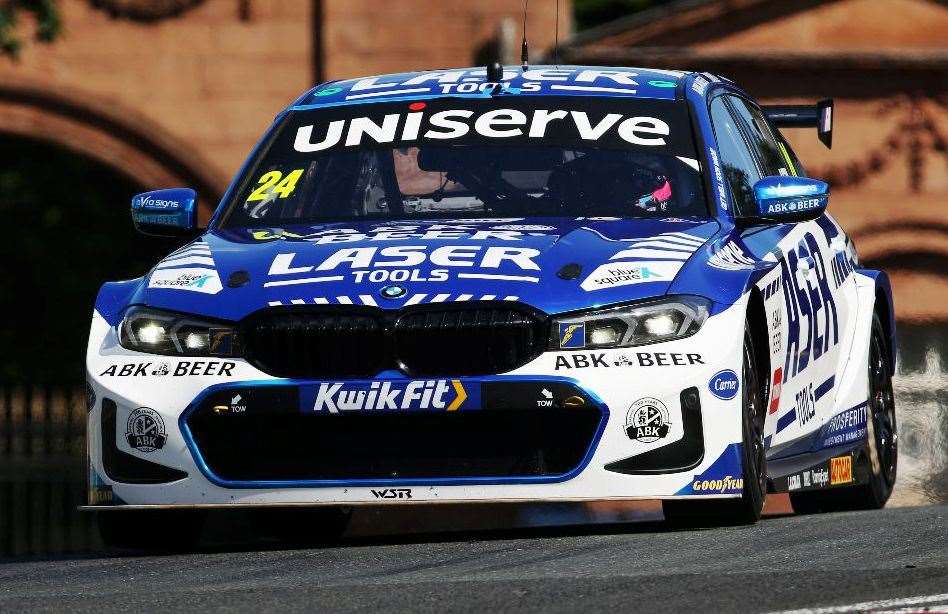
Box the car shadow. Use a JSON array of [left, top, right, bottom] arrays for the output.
[[0, 498, 801, 563]]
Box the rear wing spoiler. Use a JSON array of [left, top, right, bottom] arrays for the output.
[[763, 98, 833, 149]]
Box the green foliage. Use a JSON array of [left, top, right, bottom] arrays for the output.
[[573, 0, 674, 31], [0, 0, 62, 59]]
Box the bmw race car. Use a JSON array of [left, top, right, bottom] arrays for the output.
[[86, 65, 898, 549]]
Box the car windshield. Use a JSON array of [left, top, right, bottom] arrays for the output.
[[219, 96, 707, 228]]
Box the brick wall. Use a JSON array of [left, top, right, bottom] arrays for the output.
[[323, 0, 570, 79], [1, 1, 313, 182], [0, 0, 570, 186]]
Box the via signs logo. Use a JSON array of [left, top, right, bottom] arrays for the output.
[[708, 369, 740, 400], [138, 195, 181, 210]]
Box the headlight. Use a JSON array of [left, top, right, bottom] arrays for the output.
[[118, 306, 238, 356], [550, 296, 710, 350]]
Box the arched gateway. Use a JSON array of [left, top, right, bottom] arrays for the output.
[[0, 76, 228, 220]]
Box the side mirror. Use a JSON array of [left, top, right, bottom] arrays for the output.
[[131, 188, 198, 236], [746, 176, 829, 224]]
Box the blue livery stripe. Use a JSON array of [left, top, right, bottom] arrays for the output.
[[814, 375, 835, 401], [776, 408, 797, 434], [814, 214, 840, 242], [761, 277, 780, 300]]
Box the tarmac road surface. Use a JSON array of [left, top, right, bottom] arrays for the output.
[[0, 503, 945, 613]]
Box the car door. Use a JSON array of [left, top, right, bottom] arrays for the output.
[[710, 93, 859, 447]]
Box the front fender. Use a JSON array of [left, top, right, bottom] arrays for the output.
[[668, 230, 777, 311], [94, 278, 145, 327]]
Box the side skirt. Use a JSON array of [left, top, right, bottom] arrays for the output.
[[766, 441, 871, 494]]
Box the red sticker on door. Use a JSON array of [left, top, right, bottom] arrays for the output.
[[769, 368, 783, 414]]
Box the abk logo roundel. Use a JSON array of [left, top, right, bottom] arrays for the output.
[[125, 407, 167, 453], [624, 397, 671, 443], [708, 369, 740, 400]]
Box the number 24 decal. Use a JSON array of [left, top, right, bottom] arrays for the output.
[[246, 169, 304, 202]]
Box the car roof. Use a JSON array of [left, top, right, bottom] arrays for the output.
[[288, 65, 699, 111]]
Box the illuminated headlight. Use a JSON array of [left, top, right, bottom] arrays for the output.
[[119, 307, 237, 356], [550, 296, 711, 350]]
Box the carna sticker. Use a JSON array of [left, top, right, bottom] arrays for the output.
[[708, 369, 740, 400]]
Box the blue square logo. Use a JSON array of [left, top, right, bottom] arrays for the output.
[[559, 322, 586, 349]]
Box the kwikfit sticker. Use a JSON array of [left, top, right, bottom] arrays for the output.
[[301, 379, 478, 413]]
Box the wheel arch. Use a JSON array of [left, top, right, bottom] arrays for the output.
[[745, 287, 771, 397], [857, 268, 897, 375]]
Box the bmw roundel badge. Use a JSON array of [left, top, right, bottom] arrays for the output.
[[380, 285, 407, 299]]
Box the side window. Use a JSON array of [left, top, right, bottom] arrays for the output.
[[709, 96, 760, 215], [728, 96, 787, 176], [777, 135, 807, 177]]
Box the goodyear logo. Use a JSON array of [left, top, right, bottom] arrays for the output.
[[302, 380, 474, 414], [559, 322, 586, 349], [691, 474, 743, 494]]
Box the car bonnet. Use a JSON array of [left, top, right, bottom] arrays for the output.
[[137, 217, 720, 321]]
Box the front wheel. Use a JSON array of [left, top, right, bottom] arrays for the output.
[[663, 321, 766, 526]]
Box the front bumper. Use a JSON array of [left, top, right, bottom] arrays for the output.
[[85, 302, 747, 508]]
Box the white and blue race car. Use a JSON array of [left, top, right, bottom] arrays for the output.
[[86, 65, 897, 549]]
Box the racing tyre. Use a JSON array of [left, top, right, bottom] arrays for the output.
[[96, 510, 206, 552], [663, 321, 767, 527], [252, 507, 352, 545], [790, 312, 897, 514]]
